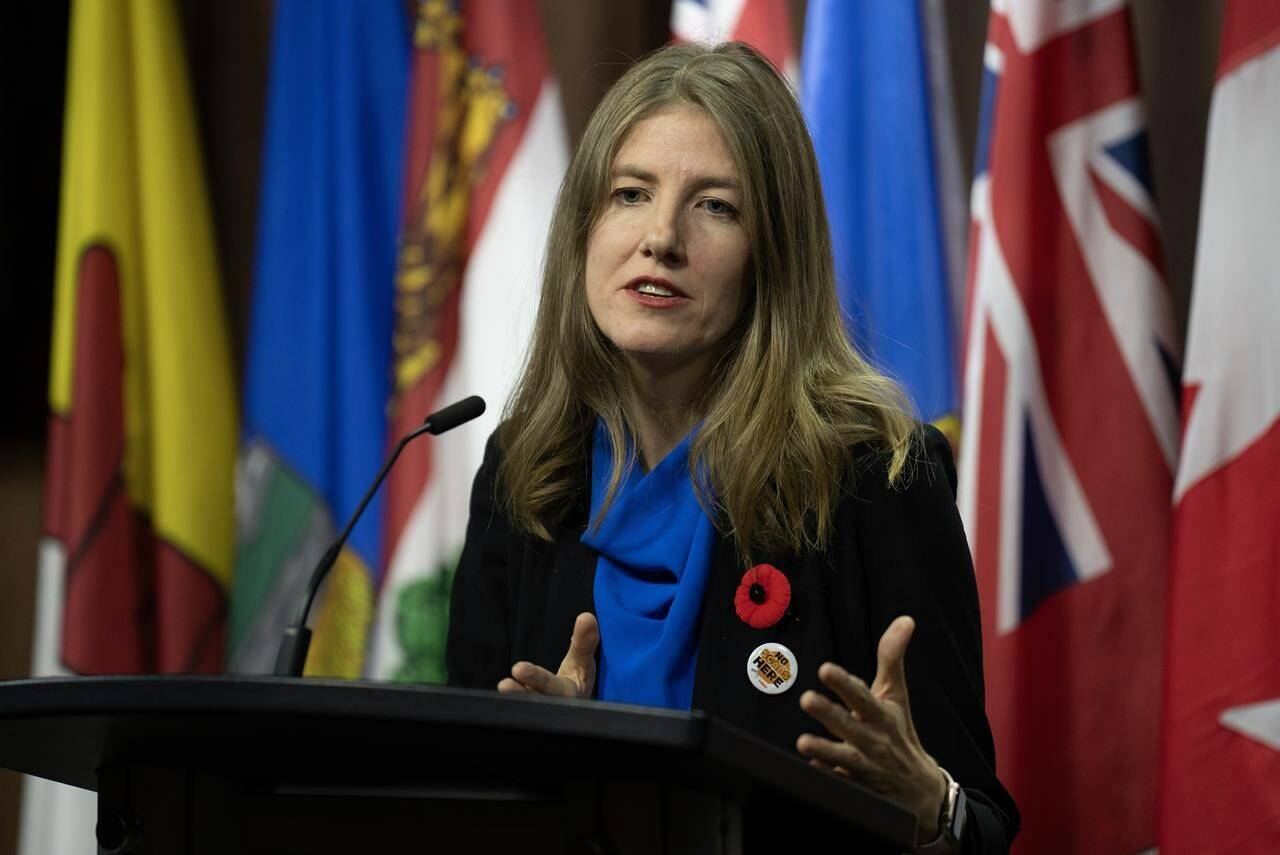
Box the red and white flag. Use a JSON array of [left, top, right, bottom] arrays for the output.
[[670, 0, 797, 85], [365, 0, 568, 679], [957, 1, 1179, 850], [1159, 2, 1280, 851]]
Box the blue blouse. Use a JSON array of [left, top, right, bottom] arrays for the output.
[[580, 421, 717, 710]]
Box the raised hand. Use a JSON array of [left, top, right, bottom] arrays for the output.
[[796, 615, 949, 843], [497, 612, 599, 699]]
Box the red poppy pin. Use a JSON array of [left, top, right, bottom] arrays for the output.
[[734, 563, 791, 629]]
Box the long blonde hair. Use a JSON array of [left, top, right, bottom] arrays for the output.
[[498, 41, 917, 562]]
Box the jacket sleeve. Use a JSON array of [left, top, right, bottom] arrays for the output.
[[853, 424, 1020, 853], [445, 430, 513, 690]]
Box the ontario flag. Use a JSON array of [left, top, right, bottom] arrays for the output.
[[670, 0, 798, 85], [956, 1, 1180, 851], [22, 0, 237, 852], [1158, 2, 1280, 851], [364, 0, 568, 679]]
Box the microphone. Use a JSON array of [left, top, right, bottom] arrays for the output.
[[272, 395, 486, 677]]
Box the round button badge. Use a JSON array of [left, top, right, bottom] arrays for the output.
[[747, 642, 798, 694]]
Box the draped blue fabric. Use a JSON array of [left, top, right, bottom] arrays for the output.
[[582, 422, 717, 709]]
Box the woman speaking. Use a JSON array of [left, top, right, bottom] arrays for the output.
[[446, 41, 1018, 853]]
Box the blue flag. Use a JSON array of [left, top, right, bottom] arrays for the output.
[[230, 0, 409, 676], [801, 0, 960, 424]]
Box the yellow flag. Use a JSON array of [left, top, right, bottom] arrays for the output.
[[45, 0, 235, 674]]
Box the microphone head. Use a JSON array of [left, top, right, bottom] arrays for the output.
[[423, 395, 486, 435]]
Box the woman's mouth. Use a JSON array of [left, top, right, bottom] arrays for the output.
[[636, 281, 677, 297], [625, 277, 689, 308]]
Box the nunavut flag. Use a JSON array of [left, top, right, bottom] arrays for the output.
[[1159, 2, 1280, 851], [956, 0, 1180, 850], [21, 0, 237, 851]]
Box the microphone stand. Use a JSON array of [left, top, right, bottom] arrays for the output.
[[272, 396, 485, 677]]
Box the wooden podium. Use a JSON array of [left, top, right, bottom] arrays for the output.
[[0, 676, 917, 854]]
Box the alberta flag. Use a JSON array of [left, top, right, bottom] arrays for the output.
[[956, 1, 1180, 850], [801, 0, 967, 431], [230, 0, 409, 677]]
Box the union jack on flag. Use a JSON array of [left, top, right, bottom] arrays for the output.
[[956, 1, 1179, 851]]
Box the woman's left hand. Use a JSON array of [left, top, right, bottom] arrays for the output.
[[796, 615, 949, 843]]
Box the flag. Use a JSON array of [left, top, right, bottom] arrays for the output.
[[21, 0, 237, 850], [1159, 2, 1280, 850], [671, 0, 798, 85], [364, 0, 569, 680], [229, 0, 409, 677], [956, 1, 1180, 851], [801, 0, 966, 431]]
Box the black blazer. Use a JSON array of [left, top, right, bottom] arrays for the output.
[[446, 424, 1019, 853]]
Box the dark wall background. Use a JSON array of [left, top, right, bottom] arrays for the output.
[[0, 2, 1222, 852], [0, 3, 69, 849]]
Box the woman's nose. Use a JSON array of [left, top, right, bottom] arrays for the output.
[[640, 208, 684, 263]]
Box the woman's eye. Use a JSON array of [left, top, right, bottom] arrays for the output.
[[702, 198, 736, 217], [614, 188, 646, 204]]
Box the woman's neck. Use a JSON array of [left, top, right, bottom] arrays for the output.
[[624, 352, 710, 471]]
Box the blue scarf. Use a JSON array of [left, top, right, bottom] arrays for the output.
[[581, 420, 717, 710]]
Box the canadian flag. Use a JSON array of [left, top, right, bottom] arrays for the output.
[[1158, 2, 1280, 852], [670, 0, 798, 85]]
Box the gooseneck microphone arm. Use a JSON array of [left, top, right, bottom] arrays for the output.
[[272, 395, 486, 677]]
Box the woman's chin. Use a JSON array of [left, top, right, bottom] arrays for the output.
[[604, 326, 683, 356], [616, 343, 721, 376], [616, 341, 700, 371]]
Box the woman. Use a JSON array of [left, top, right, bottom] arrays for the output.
[[446, 41, 1018, 853]]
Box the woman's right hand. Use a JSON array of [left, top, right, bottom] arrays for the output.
[[497, 612, 599, 699]]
